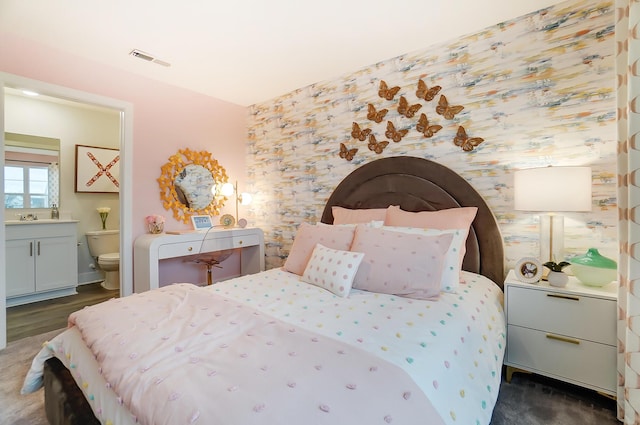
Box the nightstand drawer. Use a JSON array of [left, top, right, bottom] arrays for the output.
[[506, 325, 616, 394], [507, 285, 615, 345]]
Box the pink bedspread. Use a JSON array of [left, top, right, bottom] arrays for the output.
[[68, 283, 445, 425]]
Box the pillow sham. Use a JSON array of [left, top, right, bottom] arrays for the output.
[[283, 222, 355, 276], [350, 224, 454, 300], [332, 206, 389, 225], [381, 226, 466, 293], [384, 205, 478, 230], [301, 243, 365, 297]]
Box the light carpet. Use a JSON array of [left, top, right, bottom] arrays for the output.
[[0, 328, 64, 425]]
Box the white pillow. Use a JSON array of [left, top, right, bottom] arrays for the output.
[[301, 243, 365, 297], [381, 225, 466, 293]]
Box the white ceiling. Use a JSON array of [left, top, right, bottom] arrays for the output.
[[1, 0, 567, 106]]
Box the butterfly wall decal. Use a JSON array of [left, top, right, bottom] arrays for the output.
[[367, 104, 388, 123], [397, 96, 422, 118], [367, 135, 389, 154], [385, 121, 409, 143], [416, 79, 442, 101], [378, 80, 401, 101], [339, 143, 358, 161], [435, 95, 464, 120], [416, 113, 443, 138], [453, 126, 484, 152], [351, 122, 372, 141]]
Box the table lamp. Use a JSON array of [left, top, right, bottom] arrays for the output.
[[514, 166, 592, 264]]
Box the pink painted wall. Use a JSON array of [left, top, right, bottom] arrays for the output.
[[0, 32, 248, 284]]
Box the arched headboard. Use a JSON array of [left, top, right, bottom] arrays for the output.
[[320, 156, 505, 287]]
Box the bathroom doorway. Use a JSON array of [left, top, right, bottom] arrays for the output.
[[0, 72, 134, 349]]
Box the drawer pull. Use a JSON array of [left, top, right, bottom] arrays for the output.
[[546, 293, 579, 301], [546, 333, 580, 345], [188, 246, 193, 252], [238, 240, 243, 245]]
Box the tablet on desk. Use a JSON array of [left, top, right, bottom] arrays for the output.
[[190, 215, 213, 231]]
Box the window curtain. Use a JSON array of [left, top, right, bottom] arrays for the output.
[[616, 0, 640, 421], [48, 162, 59, 207]]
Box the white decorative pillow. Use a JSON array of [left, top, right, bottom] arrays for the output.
[[381, 226, 466, 293], [301, 243, 365, 297]]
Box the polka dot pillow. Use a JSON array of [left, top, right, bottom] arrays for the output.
[[301, 243, 365, 297]]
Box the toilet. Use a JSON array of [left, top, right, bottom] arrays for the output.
[[86, 229, 120, 290]]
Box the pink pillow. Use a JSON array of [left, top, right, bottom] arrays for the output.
[[283, 222, 356, 275], [384, 205, 478, 230], [332, 206, 388, 225], [384, 205, 477, 269], [350, 224, 454, 300]]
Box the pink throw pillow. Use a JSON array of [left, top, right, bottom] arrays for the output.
[[332, 206, 389, 225], [384, 205, 478, 230], [283, 223, 356, 276], [350, 224, 454, 300]]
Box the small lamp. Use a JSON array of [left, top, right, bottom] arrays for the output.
[[514, 166, 592, 264], [220, 180, 252, 225]]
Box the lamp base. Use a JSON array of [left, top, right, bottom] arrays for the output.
[[539, 214, 564, 264]]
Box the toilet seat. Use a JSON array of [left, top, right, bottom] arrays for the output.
[[98, 252, 120, 266]]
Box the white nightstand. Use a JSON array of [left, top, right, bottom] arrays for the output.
[[503, 269, 617, 396]]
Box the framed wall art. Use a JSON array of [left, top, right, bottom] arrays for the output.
[[75, 144, 120, 193]]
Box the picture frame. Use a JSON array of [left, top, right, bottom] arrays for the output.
[[75, 145, 120, 193], [191, 215, 213, 231], [514, 257, 543, 284]]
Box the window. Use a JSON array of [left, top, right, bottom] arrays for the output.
[[4, 164, 50, 208]]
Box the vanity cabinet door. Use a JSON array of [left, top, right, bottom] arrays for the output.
[[35, 235, 77, 292], [5, 238, 36, 297]]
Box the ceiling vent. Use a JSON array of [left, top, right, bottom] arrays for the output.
[[129, 49, 171, 67]]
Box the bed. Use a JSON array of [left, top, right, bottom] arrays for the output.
[[22, 156, 506, 425]]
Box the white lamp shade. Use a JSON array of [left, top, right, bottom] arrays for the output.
[[514, 166, 592, 212]]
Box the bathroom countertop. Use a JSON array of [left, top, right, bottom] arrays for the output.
[[5, 219, 79, 225]]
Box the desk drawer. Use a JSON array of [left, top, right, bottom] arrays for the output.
[[506, 325, 616, 394], [507, 286, 615, 345], [158, 234, 259, 259]]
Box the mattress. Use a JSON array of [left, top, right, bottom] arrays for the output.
[[23, 268, 505, 425]]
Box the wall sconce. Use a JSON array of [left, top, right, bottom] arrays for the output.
[[220, 180, 252, 226], [514, 166, 592, 264]]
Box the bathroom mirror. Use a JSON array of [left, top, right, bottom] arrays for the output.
[[4, 132, 60, 209], [158, 148, 229, 223]]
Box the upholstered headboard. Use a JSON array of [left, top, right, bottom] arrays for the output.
[[320, 156, 505, 287]]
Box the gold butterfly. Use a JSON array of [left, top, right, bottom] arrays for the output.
[[397, 96, 422, 118], [416, 79, 441, 101], [367, 135, 389, 154], [367, 104, 388, 123], [453, 126, 484, 152], [385, 121, 409, 143], [416, 113, 443, 138], [339, 143, 358, 161], [378, 80, 400, 101], [436, 95, 464, 120], [351, 122, 372, 141]]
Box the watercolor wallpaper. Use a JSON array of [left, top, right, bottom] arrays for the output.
[[246, 0, 617, 277]]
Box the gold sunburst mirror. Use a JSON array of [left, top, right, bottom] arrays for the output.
[[158, 148, 229, 223]]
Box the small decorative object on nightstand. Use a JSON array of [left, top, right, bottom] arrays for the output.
[[503, 270, 617, 397], [514, 257, 543, 284], [543, 261, 570, 287]]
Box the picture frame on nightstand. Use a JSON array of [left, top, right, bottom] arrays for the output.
[[514, 257, 543, 284]]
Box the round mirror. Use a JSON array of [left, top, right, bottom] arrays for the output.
[[158, 148, 228, 223]]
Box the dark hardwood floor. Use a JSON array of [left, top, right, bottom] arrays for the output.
[[6, 283, 118, 342]]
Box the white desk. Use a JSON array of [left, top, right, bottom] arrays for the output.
[[134, 227, 264, 293]]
